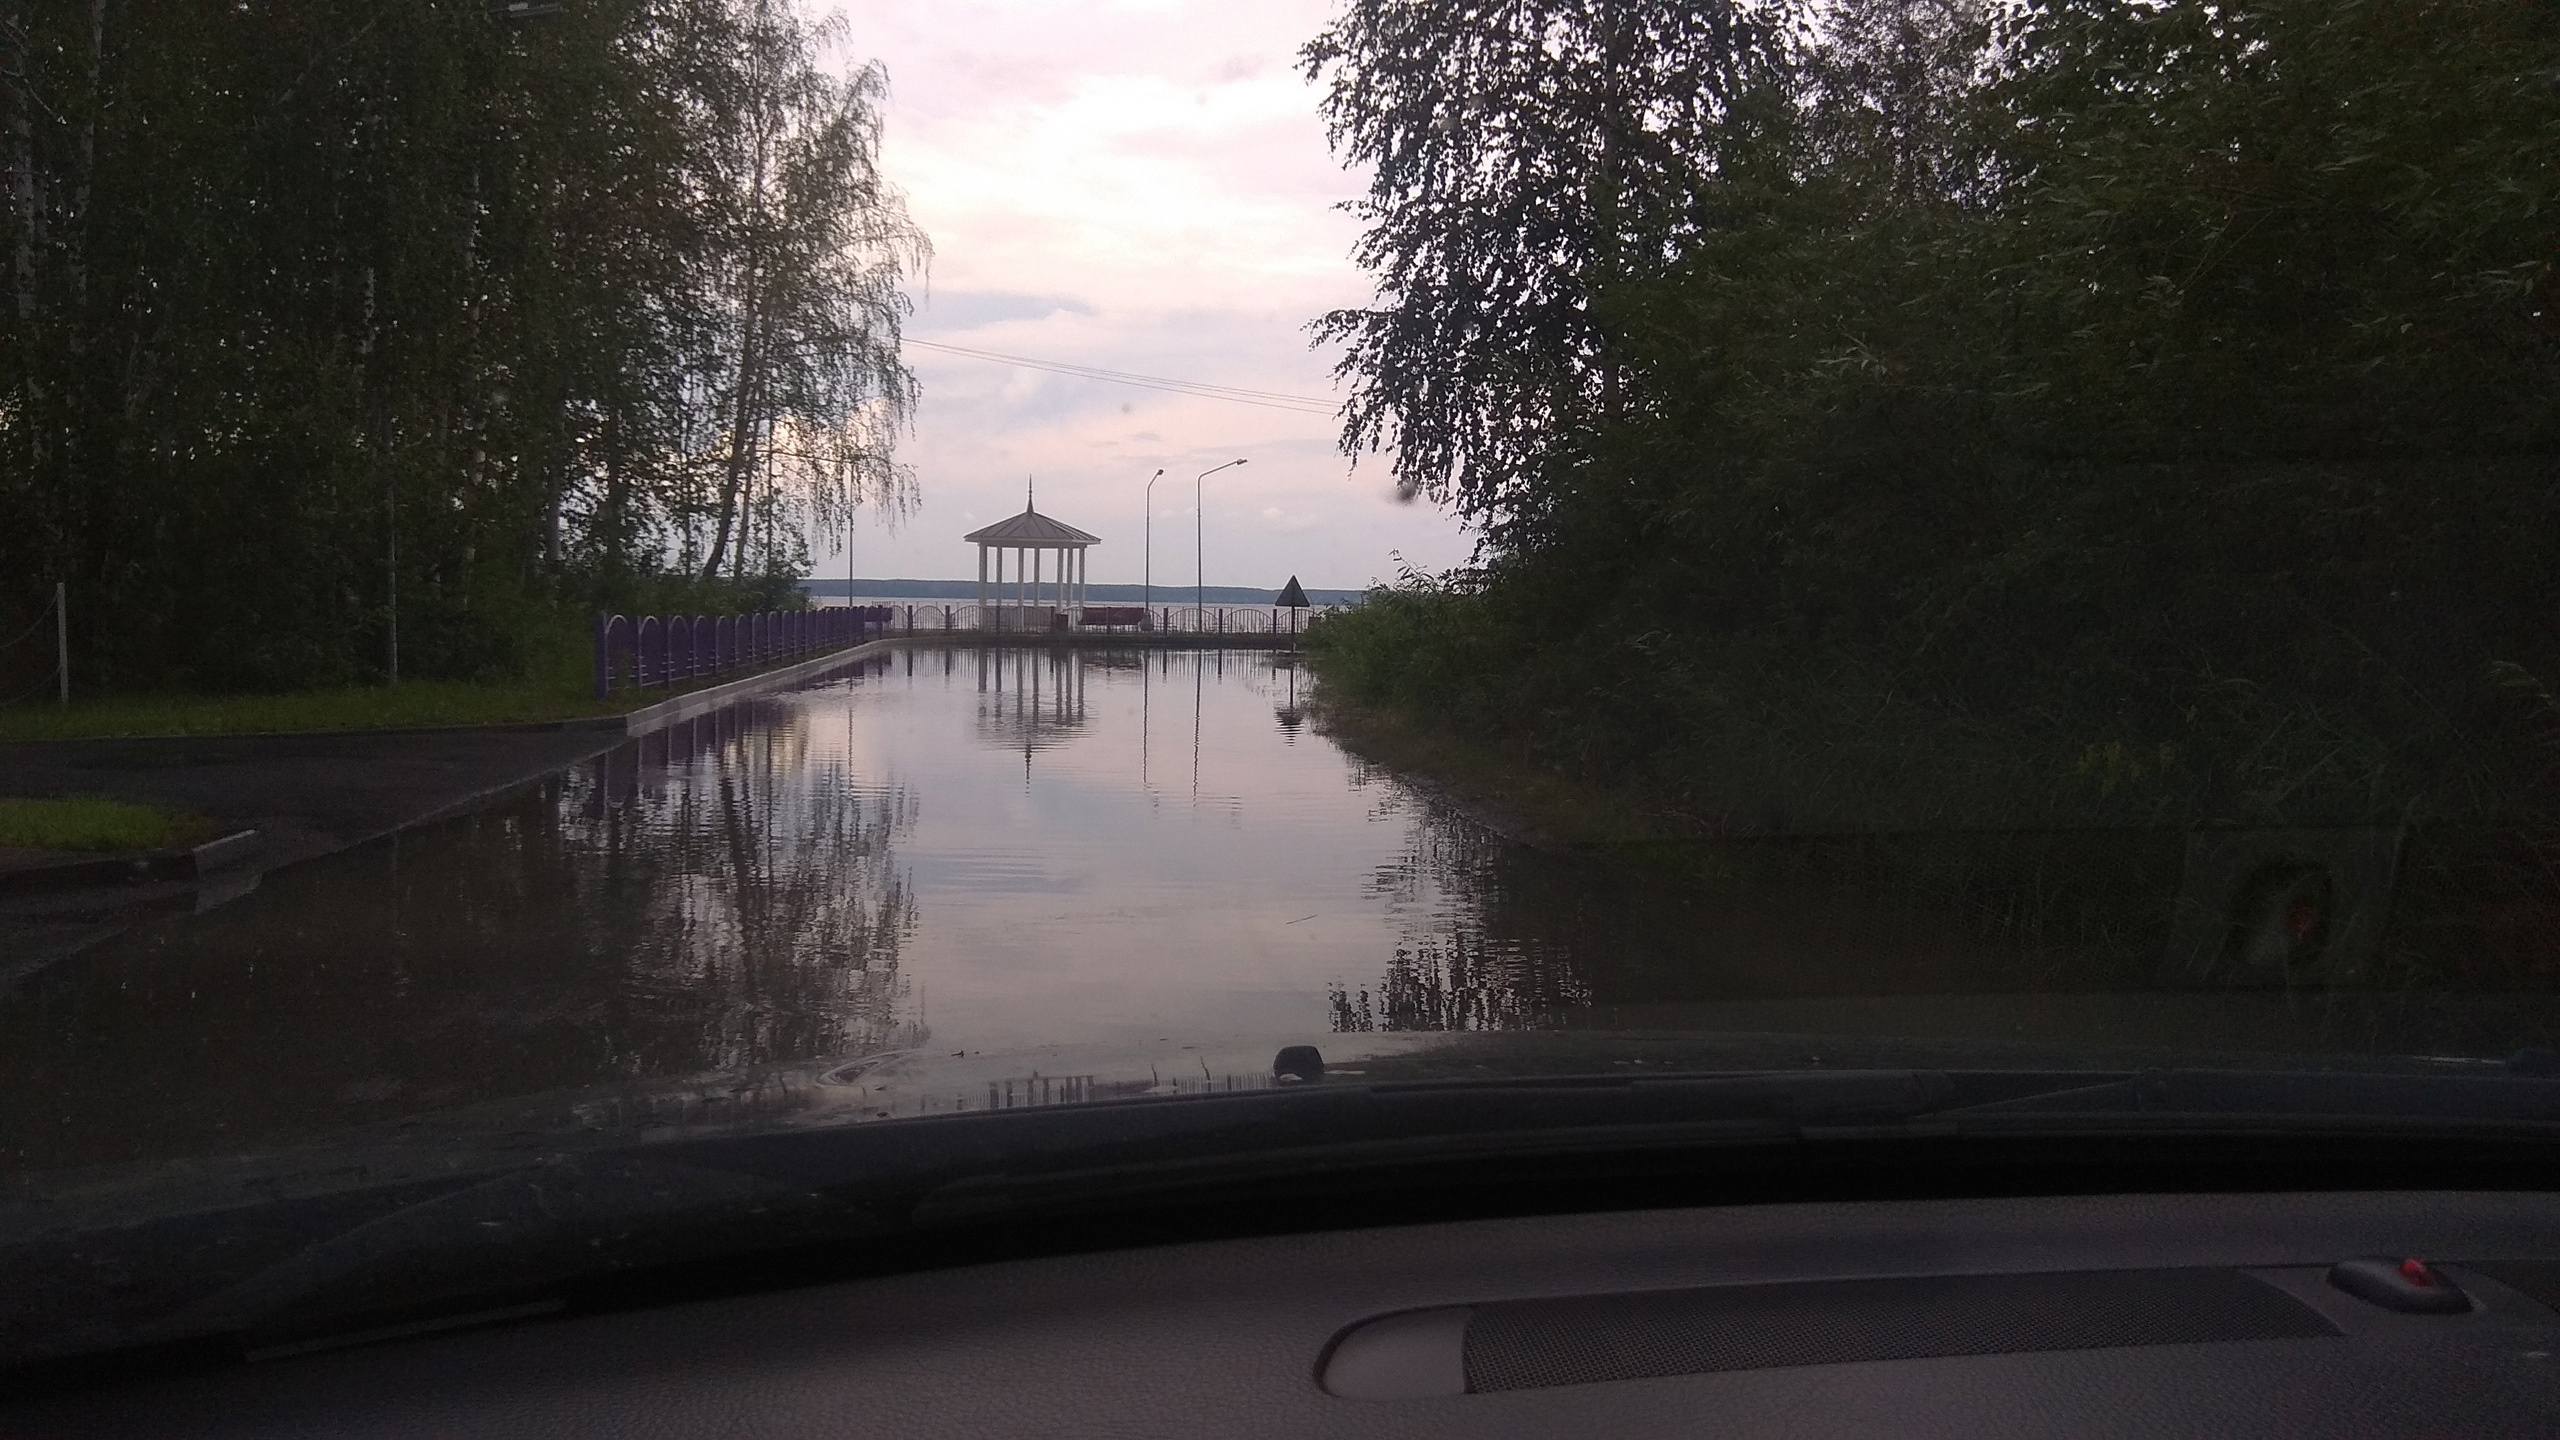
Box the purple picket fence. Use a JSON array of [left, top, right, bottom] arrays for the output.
[[594, 605, 894, 700]]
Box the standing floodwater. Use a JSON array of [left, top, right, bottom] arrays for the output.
[[1, 649, 1532, 1172], [5, 646, 2557, 1176]]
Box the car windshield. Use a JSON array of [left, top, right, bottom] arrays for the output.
[[3, 0, 2557, 1374]]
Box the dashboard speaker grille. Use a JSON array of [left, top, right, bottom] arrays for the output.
[[1463, 1268, 2335, 1393]]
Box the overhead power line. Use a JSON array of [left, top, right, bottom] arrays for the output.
[[903, 338, 1340, 416]]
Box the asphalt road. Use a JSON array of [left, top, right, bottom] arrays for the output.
[[3, 725, 623, 868], [0, 724, 624, 981]]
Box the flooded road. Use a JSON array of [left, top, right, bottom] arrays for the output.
[[6, 645, 2559, 1177]]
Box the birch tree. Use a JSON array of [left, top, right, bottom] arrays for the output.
[[1300, 0, 1789, 527], [688, 3, 925, 581]]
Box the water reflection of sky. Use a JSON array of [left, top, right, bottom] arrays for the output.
[[808, 647, 1483, 1051]]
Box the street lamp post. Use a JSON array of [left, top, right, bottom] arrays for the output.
[[1141, 468, 1165, 616], [1195, 458, 1246, 626]]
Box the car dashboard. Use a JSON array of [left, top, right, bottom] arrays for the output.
[[17, 1189, 2560, 1436]]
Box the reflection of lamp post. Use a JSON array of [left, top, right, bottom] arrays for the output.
[[1195, 458, 1246, 623], [1141, 468, 1165, 615]]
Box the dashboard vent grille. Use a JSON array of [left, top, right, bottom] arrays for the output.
[[1463, 1268, 2335, 1393]]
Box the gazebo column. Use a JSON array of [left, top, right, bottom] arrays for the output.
[[977, 545, 988, 618]]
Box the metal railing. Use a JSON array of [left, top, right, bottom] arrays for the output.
[[593, 605, 894, 699], [953, 603, 1331, 635], [748, 600, 1343, 641]]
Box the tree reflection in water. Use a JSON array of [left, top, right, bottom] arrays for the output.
[[1326, 777, 2204, 1037], [573, 697, 924, 1076], [0, 688, 923, 1172], [1330, 788, 1590, 1032], [1326, 752, 2560, 1057]]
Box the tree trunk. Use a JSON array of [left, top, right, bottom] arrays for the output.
[[701, 97, 777, 582], [700, 302, 761, 580], [701, 262, 768, 580], [600, 410, 626, 595]]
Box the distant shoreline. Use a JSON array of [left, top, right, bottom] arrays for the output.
[[800, 578, 1366, 606]]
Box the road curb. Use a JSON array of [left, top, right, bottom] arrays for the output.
[[0, 827, 262, 898], [612, 638, 898, 737]]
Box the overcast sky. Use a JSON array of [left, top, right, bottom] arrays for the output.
[[822, 0, 1472, 592]]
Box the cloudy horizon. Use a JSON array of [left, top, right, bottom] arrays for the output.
[[822, 0, 1474, 593]]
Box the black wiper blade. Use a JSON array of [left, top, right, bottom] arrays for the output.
[[666, 1066, 2104, 1196]]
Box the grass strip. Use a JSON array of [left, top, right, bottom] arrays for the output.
[[0, 679, 631, 742], [0, 648, 873, 742], [0, 797, 214, 854]]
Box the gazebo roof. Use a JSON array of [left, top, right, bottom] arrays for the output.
[[964, 507, 1100, 547]]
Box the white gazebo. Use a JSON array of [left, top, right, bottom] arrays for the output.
[[966, 498, 1099, 633]]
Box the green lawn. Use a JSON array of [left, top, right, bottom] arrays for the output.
[[0, 796, 215, 853], [0, 677, 636, 742], [0, 644, 876, 743]]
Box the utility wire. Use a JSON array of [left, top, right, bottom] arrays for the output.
[[904, 338, 1340, 416]]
